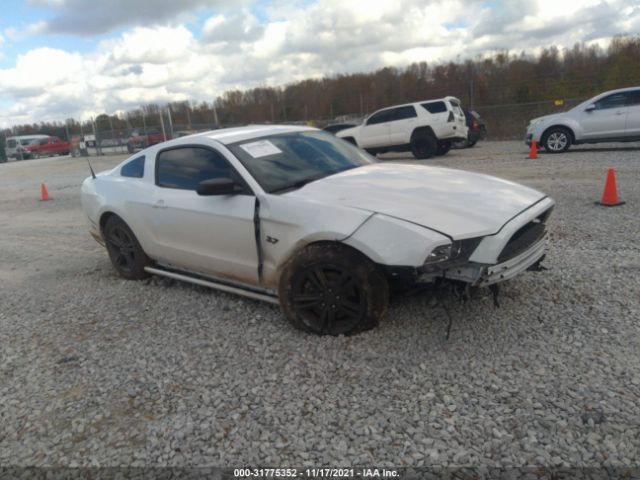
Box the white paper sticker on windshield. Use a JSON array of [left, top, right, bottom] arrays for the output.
[[239, 140, 282, 158]]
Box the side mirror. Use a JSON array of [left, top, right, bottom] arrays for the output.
[[585, 104, 596, 112], [196, 178, 243, 196]]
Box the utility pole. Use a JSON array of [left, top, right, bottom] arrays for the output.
[[213, 104, 219, 127], [185, 102, 191, 128], [469, 79, 474, 108], [159, 110, 167, 141], [166, 105, 174, 138], [91, 117, 101, 156]]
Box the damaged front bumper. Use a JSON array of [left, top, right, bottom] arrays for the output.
[[417, 235, 548, 287]]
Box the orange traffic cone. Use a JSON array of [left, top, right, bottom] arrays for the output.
[[528, 140, 538, 159], [596, 168, 624, 207], [40, 183, 50, 201]]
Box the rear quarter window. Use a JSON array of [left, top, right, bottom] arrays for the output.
[[421, 101, 447, 114], [121, 156, 145, 178], [7, 139, 16, 148]]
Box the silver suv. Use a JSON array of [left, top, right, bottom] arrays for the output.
[[526, 87, 640, 153]]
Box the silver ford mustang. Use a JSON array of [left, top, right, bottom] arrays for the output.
[[81, 125, 554, 335]]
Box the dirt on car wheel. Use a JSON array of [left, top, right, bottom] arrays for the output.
[[435, 140, 452, 156], [279, 244, 388, 335], [104, 216, 151, 280], [411, 133, 437, 159], [542, 127, 571, 153]]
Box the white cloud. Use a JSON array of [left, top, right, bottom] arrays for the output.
[[28, 0, 241, 35], [0, 0, 638, 127]]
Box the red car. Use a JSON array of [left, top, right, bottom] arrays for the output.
[[127, 128, 167, 153], [24, 136, 70, 159]]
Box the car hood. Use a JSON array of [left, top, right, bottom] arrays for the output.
[[285, 163, 546, 239], [336, 125, 360, 138]]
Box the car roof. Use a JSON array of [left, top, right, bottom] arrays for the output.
[[369, 97, 461, 115], [188, 124, 316, 145], [8, 134, 49, 140], [598, 86, 640, 96]]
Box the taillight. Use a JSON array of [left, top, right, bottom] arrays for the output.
[[447, 111, 454, 122], [472, 120, 479, 128]]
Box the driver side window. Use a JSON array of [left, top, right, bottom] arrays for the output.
[[594, 93, 630, 110], [156, 147, 236, 190]]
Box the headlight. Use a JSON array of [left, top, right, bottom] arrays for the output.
[[423, 238, 482, 268], [425, 244, 457, 264]]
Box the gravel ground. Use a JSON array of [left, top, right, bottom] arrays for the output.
[[1, 141, 639, 470]]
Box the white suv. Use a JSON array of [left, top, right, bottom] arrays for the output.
[[337, 97, 468, 159], [526, 87, 640, 153]]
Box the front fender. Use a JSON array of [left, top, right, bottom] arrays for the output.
[[342, 213, 451, 267], [258, 195, 374, 288], [531, 118, 579, 142]]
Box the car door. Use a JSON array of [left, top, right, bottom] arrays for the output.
[[360, 109, 395, 148], [41, 138, 54, 155], [625, 89, 640, 137], [50, 137, 63, 154], [580, 92, 630, 139], [150, 145, 259, 285], [388, 106, 418, 145]]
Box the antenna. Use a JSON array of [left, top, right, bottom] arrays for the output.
[[87, 157, 96, 179]]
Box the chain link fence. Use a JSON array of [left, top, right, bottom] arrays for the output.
[[2, 97, 589, 162]]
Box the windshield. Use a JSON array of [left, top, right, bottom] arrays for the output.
[[227, 130, 377, 193]]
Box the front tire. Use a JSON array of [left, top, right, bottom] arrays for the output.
[[104, 216, 151, 280], [542, 127, 571, 153], [411, 132, 437, 159], [279, 244, 388, 335], [435, 140, 451, 156]]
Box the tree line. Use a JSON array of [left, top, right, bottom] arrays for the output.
[[3, 35, 640, 142]]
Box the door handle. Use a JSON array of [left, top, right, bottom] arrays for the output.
[[153, 200, 167, 209]]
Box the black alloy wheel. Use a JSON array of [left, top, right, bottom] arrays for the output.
[[106, 225, 136, 273], [291, 265, 366, 335], [104, 216, 150, 280], [411, 134, 437, 159], [279, 244, 388, 335]]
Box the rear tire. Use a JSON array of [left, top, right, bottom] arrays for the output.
[[279, 244, 388, 335], [435, 140, 451, 156], [104, 216, 151, 280], [411, 132, 437, 159], [542, 127, 571, 153]]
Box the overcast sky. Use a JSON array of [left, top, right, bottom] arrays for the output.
[[0, 0, 638, 127]]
